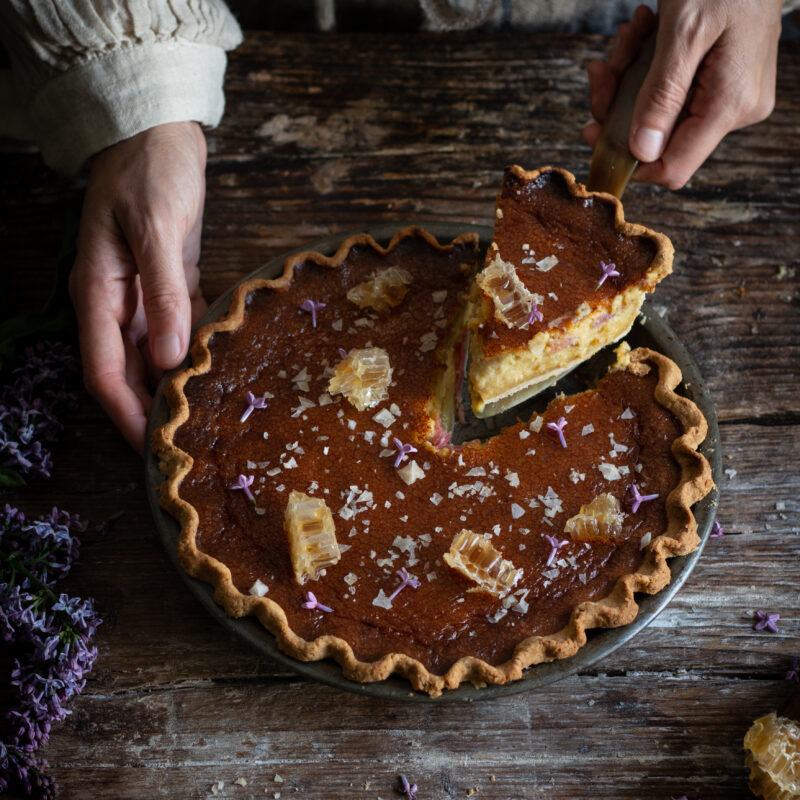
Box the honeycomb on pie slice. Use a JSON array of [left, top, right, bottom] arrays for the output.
[[284, 490, 341, 585], [564, 493, 627, 543], [476, 252, 543, 329], [744, 712, 800, 800], [328, 347, 392, 411], [443, 529, 522, 596], [346, 267, 413, 314]]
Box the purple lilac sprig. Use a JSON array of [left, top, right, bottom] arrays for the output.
[[0, 504, 101, 799], [0, 342, 78, 482]]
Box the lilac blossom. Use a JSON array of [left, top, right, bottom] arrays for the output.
[[392, 438, 418, 468], [527, 302, 543, 325], [754, 610, 780, 633], [1, 504, 101, 798], [628, 484, 658, 514], [0, 342, 78, 481], [388, 567, 420, 602], [595, 260, 620, 290], [544, 535, 569, 567], [546, 416, 567, 448], [230, 474, 256, 504], [240, 391, 267, 423], [398, 774, 418, 800], [300, 299, 326, 327], [301, 591, 332, 613]]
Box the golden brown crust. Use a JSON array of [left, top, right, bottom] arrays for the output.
[[154, 226, 712, 699]]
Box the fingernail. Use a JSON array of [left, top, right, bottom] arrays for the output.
[[632, 126, 664, 162], [153, 333, 181, 367]]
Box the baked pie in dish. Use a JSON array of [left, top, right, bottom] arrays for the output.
[[154, 169, 713, 697]]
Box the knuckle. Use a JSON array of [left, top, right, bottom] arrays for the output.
[[143, 285, 183, 318], [646, 78, 687, 118]]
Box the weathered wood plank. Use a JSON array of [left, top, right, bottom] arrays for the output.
[[46, 675, 792, 800]]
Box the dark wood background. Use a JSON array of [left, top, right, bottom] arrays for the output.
[[1, 31, 799, 800]]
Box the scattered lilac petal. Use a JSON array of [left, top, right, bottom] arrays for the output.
[[754, 610, 780, 633], [629, 484, 659, 514], [595, 260, 620, 290], [527, 302, 543, 325], [301, 591, 332, 613], [392, 437, 418, 468], [544, 535, 569, 567], [786, 656, 799, 683], [230, 474, 255, 504], [300, 298, 326, 327], [240, 391, 267, 423], [546, 416, 568, 448], [709, 520, 724, 538], [399, 774, 418, 800], [387, 567, 421, 602], [338, 348, 348, 359]]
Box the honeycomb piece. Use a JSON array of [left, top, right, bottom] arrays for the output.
[[744, 712, 800, 800], [346, 267, 413, 314], [564, 493, 626, 543], [443, 529, 522, 596], [285, 490, 341, 585], [476, 252, 543, 329], [328, 347, 392, 411]]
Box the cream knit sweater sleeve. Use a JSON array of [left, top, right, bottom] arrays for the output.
[[0, 0, 243, 175]]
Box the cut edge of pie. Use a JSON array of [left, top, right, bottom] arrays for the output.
[[154, 227, 713, 699], [468, 165, 675, 417]]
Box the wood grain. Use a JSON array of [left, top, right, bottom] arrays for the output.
[[0, 31, 798, 800]]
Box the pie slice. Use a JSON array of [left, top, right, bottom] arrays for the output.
[[153, 222, 713, 698], [468, 165, 673, 417]]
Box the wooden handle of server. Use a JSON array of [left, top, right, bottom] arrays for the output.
[[586, 27, 657, 198]]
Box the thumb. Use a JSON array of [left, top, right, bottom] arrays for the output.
[[132, 220, 192, 370], [629, 14, 718, 163]]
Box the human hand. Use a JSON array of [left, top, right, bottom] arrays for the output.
[[69, 122, 208, 455], [583, 1, 782, 190]]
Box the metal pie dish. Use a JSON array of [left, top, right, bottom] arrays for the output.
[[145, 222, 722, 703]]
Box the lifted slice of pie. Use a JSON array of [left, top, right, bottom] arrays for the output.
[[468, 166, 673, 417]]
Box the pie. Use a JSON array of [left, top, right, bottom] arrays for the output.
[[154, 170, 713, 698], [469, 165, 673, 417]]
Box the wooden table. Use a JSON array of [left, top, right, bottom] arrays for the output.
[[2, 32, 799, 800]]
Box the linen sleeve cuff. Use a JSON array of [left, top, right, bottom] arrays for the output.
[[29, 40, 231, 175]]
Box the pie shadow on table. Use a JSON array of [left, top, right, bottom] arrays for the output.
[[145, 223, 722, 704]]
